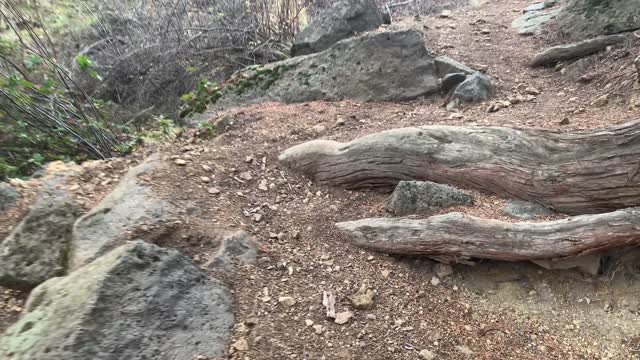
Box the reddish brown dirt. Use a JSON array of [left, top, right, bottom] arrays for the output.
[[2, 0, 640, 358]]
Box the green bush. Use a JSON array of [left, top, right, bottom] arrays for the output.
[[0, 5, 127, 180]]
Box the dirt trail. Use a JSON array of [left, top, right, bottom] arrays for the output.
[[146, 0, 640, 358], [2, 0, 640, 358]]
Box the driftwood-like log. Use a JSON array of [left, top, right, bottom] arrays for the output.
[[530, 34, 626, 67], [279, 121, 640, 214], [335, 208, 640, 261]]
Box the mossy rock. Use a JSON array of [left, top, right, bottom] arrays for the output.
[[557, 0, 640, 39]]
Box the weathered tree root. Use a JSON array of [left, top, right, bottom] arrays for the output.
[[335, 208, 640, 262], [530, 34, 626, 67], [279, 121, 640, 215]]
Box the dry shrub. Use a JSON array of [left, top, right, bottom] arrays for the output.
[[81, 0, 469, 118], [76, 0, 288, 117]]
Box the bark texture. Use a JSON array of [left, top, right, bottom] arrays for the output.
[[531, 34, 626, 67], [335, 208, 640, 262], [279, 120, 640, 214]]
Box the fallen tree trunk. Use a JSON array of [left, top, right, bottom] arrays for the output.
[[279, 120, 640, 214], [335, 208, 640, 261], [530, 34, 626, 67]]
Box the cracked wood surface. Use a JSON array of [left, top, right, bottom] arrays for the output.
[[280, 120, 640, 214], [336, 208, 640, 261]]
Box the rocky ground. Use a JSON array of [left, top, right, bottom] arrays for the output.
[[2, 0, 640, 359]]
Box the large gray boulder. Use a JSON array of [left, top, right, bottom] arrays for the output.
[[0, 241, 234, 360], [216, 29, 439, 109], [0, 182, 18, 212], [557, 0, 640, 39], [291, 0, 384, 57], [71, 155, 173, 269], [0, 187, 79, 290], [386, 181, 474, 216]]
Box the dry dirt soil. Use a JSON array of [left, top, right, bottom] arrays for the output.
[[2, 0, 640, 359]]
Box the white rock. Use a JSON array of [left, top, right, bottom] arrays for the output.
[[435, 263, 454, 278], [278, 296, 297, 307], [455, 345, 474, 355], [419, 349, 436, 359], [334, 311, 353, 325], [232, 337, 249, 352], [258, 179, 268, 191]]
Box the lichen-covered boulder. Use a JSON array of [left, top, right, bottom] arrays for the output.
[[512, 8, 560, 36], [71, 155, 173, 269], [0, 187, 79, 290], [215, 29, 439, 110], [557, 0, 640, 39], [0, 241, 234, 360], [291, 0, 384, 57]]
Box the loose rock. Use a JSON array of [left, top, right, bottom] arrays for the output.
[[447, 72, 496, 110], [334, 311, 354, 325], [532, 253, 602, 275], [240, 171, 253, 181], [456, 345, 474, 356], [501, 199, 555, 220], [279, 296, 297, 307], [232, 338, 249, 352], [593, 94, 609, 107], [419, 349, 436, 360], [524, 86, 541, 95], [441, 73, 468, 94], [207, 232, 257, 271], [349, 285, 375, 309], [386, 181, 473, 216], [435, 263, 454, 278]]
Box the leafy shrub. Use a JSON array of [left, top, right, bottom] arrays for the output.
[[0, 4, 128, 180]]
